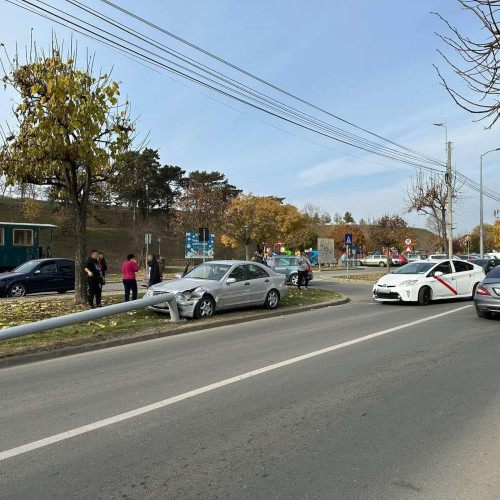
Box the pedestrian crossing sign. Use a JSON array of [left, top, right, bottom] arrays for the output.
[[344, 233, 353, 246]]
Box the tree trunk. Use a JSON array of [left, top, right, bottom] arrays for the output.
[[386, 246, 391, 270], [74, 207, 88, 305]]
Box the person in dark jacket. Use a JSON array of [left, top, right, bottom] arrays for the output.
[[147, 254, 162, 287], [84, 249, 103, 308], [98, 252, 108, 280]]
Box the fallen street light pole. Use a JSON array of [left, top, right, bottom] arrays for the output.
[[0, 293, 180, 342]]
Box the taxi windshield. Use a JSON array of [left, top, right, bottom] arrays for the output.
[[393, 262, 434, 275]]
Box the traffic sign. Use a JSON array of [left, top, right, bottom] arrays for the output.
[[344, 233, 353, 246], [185, 232, 215, 259], [406, 246, 412, 253], [145, 233, 152, 244], [405, 238, 412, 245]]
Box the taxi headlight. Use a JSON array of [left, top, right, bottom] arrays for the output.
[[400, 280, 418, 286]]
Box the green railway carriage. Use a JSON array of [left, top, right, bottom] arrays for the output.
[[0, 222, 57, 272]]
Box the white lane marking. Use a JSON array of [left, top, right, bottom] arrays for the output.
[[0, 304, 472, 462]]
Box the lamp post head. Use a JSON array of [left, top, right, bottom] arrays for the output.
[[433, 122, 445, 127]]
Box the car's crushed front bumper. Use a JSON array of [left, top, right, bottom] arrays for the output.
[[146, 290, 199, 318]]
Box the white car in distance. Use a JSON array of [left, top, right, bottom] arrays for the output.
[[373, 259, 485, 305]]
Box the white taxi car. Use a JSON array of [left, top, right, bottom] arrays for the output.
[[373, 259, 485, 305]]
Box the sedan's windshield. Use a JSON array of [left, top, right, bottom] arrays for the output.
[[184, 263, 231, 281], [393, 262, 434, 275], [12, 261, 39, 273]]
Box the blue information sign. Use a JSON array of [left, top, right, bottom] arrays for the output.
[[185, 232, 215, 259], [344, 233, 353, 246]]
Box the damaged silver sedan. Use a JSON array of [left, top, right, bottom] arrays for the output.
[[145, 260, 288, 319]]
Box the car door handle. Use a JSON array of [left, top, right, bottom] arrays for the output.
[[244, 282, 250, 286], [265, 279, 270, 282]]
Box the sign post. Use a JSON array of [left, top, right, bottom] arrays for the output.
[[345, 233, 353, 279], [199, 227, 209, 263], [145, 233, 152, 260]]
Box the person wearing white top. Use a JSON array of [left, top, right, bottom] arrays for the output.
[[263, 248, 276, 270]]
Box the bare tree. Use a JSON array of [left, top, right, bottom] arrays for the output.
[[405, 173, 463, 254], [433, 0, 500, 127]]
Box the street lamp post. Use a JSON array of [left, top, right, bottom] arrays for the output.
[[479, 148, 500, 257], [433, 123, 453, 258], [244, 225, 250, 261]]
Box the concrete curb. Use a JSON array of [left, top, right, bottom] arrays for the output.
[[0, 296, 349, 368]]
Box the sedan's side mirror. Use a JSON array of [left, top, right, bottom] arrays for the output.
[[434, 271, 444, 277], [226, 278, 236, 284], [174, 274, 182, 279]]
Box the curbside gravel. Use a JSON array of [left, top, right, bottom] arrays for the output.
[[0, 295, 349, 368]]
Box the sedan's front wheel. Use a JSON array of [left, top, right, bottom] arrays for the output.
[[378, 261, 386, 267], [194, 296, 215, 319], [290, 273, 299, 286], [8, 283, 27, 298], [265, 289, 280, 310]]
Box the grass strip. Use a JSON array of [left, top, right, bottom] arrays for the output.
[[0, 288, 342, 358]]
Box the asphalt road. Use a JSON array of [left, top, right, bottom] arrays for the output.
[[0, 281, 499, 499]]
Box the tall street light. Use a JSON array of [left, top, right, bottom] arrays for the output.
[[433, 122, 447, 144], [479, 148, 500, 257], [434, 122, 453, 257]]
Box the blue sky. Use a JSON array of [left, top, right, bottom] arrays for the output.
[[1, 0, 499, 234]]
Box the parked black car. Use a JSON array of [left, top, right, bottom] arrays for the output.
[[469, 258, 500, 275], [0, 258, 75, 298]]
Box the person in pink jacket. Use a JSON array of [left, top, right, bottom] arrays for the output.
[[122, 253, 139, 301]]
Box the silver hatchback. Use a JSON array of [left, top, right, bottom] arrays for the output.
[[146, 261, 288, 319]]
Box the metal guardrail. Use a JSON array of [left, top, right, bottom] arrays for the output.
[[0, 293, 179, 342]]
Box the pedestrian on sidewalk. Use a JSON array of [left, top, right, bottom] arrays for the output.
[[263, 248, 276, 271], [147, 253, 162, 287], [297, 248, 312, 291], [84, 249, 103, 308], [98, 252, 107, 284], [122, 254, 139, 301], [253, 250, 264, 264]]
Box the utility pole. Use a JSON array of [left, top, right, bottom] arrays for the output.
[[446, 141, 453, 259], [479, 148, 500, 258]]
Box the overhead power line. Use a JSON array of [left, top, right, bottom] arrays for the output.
[[8, 0, 448, 174], [6, 0, 500, 203]]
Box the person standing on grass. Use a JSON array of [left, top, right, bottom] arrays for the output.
[[98, 252, 107, 285], [84, 249, 103, 308], [122, 254, 139, 301], [147, 253, 162, 287], [263, 248, 276, 271], [297, 248, 312, 291]]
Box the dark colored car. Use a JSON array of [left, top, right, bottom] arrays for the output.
[[0, 258, 75, 298], [471, 258, 500, 275], [474, 265, 500, 318]]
